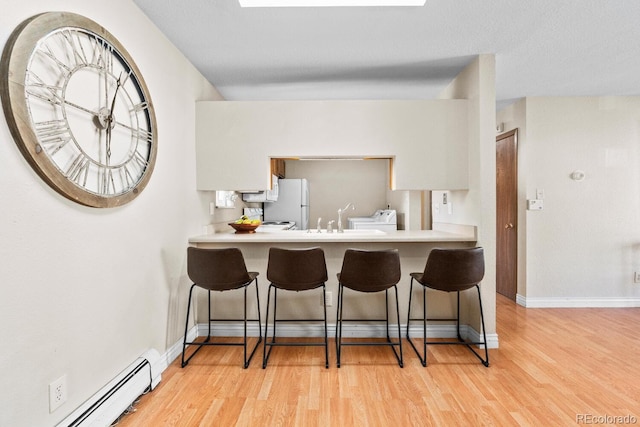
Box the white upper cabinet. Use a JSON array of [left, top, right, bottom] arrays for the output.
[[196, 100, 468, 191]]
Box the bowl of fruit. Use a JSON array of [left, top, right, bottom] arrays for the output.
[[229, 216, 261, 233]]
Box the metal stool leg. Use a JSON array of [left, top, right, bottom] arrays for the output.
[[181, 284, 197, 368], [181, 286, 213, 368], [262, 284, 274, 368], [406, 278, 428, 366], [241, 278, 262, 368], [387, 285, 403, 368], [240, 281, 261, 368], [336, 284, 344, 368], [474, 285, 490, 367], [322, 285, 329, 368]]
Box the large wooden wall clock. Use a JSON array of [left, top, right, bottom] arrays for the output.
[[1, 12, 157, 208]]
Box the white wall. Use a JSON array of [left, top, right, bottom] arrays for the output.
[[284, 159, 389, 228], [282, 159, 424, 231], [195, 99, 469, 191], [498, 97, 640, 306], [436, 55, 497, 333], [0, 2, 220, 426]]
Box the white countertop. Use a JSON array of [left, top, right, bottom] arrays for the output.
[[189, 224, 477, 244]]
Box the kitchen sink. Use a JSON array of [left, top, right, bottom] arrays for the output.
[[296, 229, 387, 235]]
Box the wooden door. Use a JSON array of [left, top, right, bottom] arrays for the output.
[[496, 129, 518, 300]]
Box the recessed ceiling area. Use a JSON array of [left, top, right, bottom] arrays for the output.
[[238, 0, 427, 6], [133, 1, 640, 110]]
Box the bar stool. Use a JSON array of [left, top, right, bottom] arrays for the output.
[[406, 247, 489, 367], [336, 248, 403, 368], [263, 247, 329, 368], [181, 247, 262, 369]]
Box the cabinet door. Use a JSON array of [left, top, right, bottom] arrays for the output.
[[271, 158, 286, 178]]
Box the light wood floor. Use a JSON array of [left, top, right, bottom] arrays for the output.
[[116, 295, 640, 426]]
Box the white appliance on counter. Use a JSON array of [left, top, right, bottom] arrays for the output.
[[263, 178, 309, 230], [348, 209, 397, 231]]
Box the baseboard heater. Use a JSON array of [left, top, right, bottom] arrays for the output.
[[57, 349, 161, 427]]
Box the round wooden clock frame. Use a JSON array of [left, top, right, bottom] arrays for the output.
[[1, 12, 157, 208]]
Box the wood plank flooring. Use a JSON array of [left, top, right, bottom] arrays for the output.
[[115, 295, 640, 426]]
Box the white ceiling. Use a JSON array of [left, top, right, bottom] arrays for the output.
[[133, 0, 640, 110]]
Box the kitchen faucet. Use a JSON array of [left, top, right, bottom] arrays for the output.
[[337, 203, 354, 233]]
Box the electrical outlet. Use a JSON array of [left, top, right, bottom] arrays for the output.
[[323, 291, 333, 307], [634, 272, 640, 283], [49, 375, 67, 413]]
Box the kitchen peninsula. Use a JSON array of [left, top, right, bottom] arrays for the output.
[[188, 223, 479, 327], [189, 224, 475, 244], [190, 55, 497, 345]]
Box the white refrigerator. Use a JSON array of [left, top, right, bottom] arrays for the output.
[[263, 179, 309, 230]]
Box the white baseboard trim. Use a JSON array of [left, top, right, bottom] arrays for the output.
[[162, 325, 199, 369], [190, 322, 499, 347], [157, 322, 499, 377], [517, 295, 640, 308]]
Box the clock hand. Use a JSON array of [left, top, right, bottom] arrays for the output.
[[26, 89, 100, 117], [103, 68, 108, 113], [105, 117, 112, 164], [105, 73, 123, 163], [63, 99, 99, 116], [109, 74, 123, 119]]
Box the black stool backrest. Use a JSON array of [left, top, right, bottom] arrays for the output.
[[267, 247, 328, 290], [338, 248, 401, 293], [187, 247, 252, 291], [421, 247, 485, 292]]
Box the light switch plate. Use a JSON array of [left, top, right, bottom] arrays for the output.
[[527, 199, 543, 210]]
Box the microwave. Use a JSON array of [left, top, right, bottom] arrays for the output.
[[241, 176, 279, 202]]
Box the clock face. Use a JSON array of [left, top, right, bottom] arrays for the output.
[[1, 12, 157, 207]]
